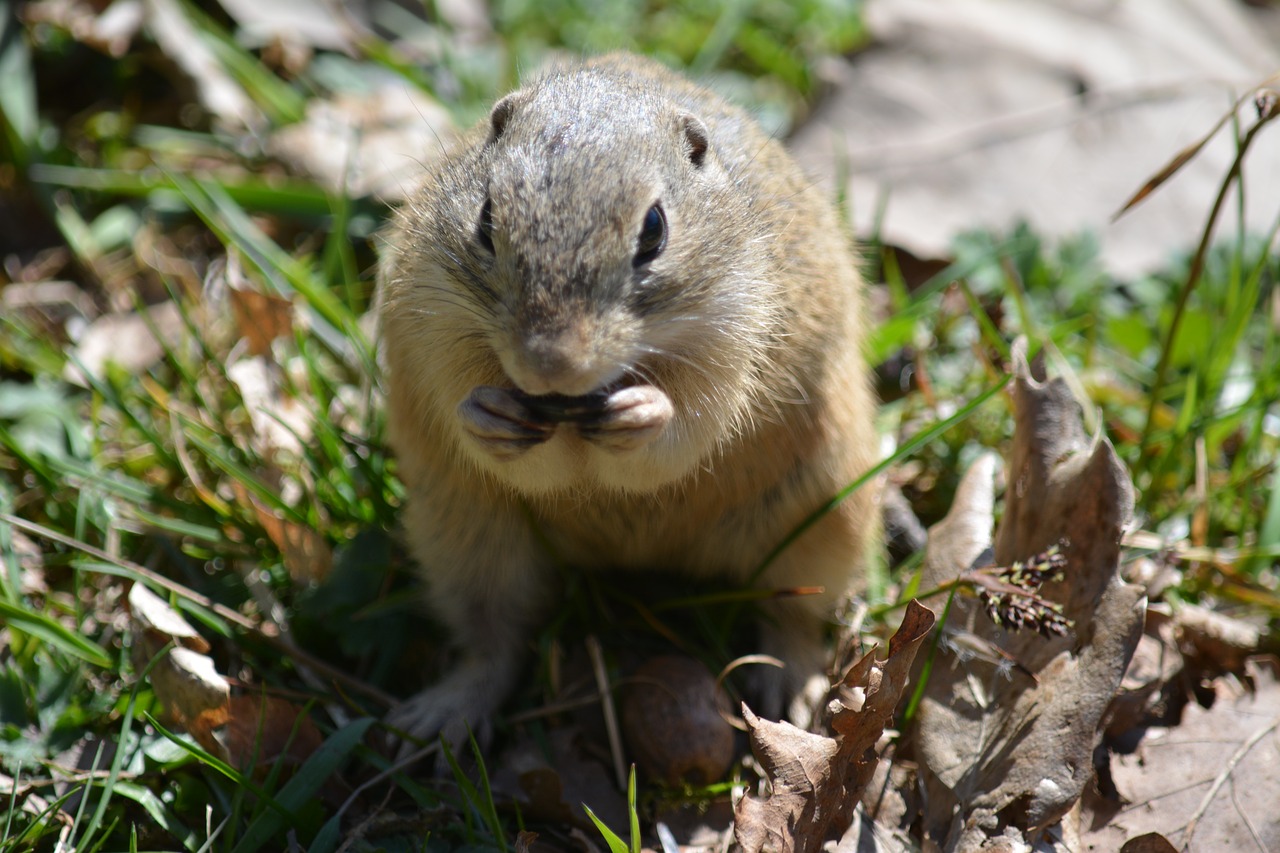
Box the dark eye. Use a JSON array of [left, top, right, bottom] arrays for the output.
[[633, 203, 666, 267], [477, 197, 495, 254]]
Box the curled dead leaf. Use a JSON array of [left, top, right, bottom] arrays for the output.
[[128, 582, 231, 753], [127, 582, 210, 653], [734, 601, 935, 853], [911, 338, 1144, 850], [150, 646, 231, 748]]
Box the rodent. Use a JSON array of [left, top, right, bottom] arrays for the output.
[[377, 53, 877, 750]]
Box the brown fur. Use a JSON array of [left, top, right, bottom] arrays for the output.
[[378, 53, 877, 746]]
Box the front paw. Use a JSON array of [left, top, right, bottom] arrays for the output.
[[578, 384, 674, 452], [386, 661, 512, 767], [458, 386, 555, 460]]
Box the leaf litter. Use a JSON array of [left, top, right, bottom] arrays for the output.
[[727, 336, 1274, 851]]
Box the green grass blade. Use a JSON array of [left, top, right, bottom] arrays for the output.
[[0, 3, 38, 159], [145, 713, 284, 805], [108, 781, 199, 852], [0, 599, 112, 667], [439, 733, 509, 850], [473, 732, 509, 851], [165, 172, 377, 375], [174, 0, 306, 125], [439, 738, 481, 843], [79, 664, 152, 845], [28, 164, 346, 219], [583, 804, 631, 853], [865, 230, 1040, 364], [1256, 464, 1280, 565], [627, 765, 639, 853], [128, 507, 224, 544]]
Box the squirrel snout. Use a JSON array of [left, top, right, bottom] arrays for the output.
[[501, 330, 622, 397]]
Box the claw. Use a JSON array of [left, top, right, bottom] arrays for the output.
[[458, 386, 555, 460], [578, 384, 673, 452]]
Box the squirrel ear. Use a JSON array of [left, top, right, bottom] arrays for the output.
[[489, 92, 529, 142], [677, 113, 709, 167]]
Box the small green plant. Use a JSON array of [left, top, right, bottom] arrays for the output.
[[584, 765, 641, 853]]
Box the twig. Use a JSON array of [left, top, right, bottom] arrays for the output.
[[1, 512, 398, 708], [715, 654, 783, 731], [1181, 713, 1280, 851], [332, 740, 439, 835], [586, 635, 626, 791], [504, 692, 601, 725]]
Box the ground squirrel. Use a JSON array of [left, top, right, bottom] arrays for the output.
[[378, 53, 877, 749]]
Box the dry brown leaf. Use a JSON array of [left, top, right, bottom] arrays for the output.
[[221, 694, 323, 775], [215, 0, 355, 52], [127, 583, 231, 752], [226, 356, 315, 459], [491, 728, 628, 831], [1104, 613, 1182, 739], [64, 301, 185, 385], [127, 582, 211, 653], [1114, 82, 1280, 220], [144, 0, 265, 130], [1, 280, 95, 327], [9, 528, 47, 594], [229, 480, 332, 584], [151, 646, 231, 743], [24, 0, 145, 57], [1084, 659, 1280, 852], [1118, 833, 1178, 853], [734, 601, 935, 853], [0, 770, 71, 825], [227, 277, 294, 358], [269, 84, 457, 202], [127, 589, 321, 773], [1172, 602, 1263, 674], [911, 338, 1143, 850]]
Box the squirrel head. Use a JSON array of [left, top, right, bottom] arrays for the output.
[[473, 68, 723, 397]]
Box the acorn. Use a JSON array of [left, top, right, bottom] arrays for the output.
[[620, 655, 736, 785]]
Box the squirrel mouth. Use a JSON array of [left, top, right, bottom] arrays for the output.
[[509, 378, 633, 424]]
